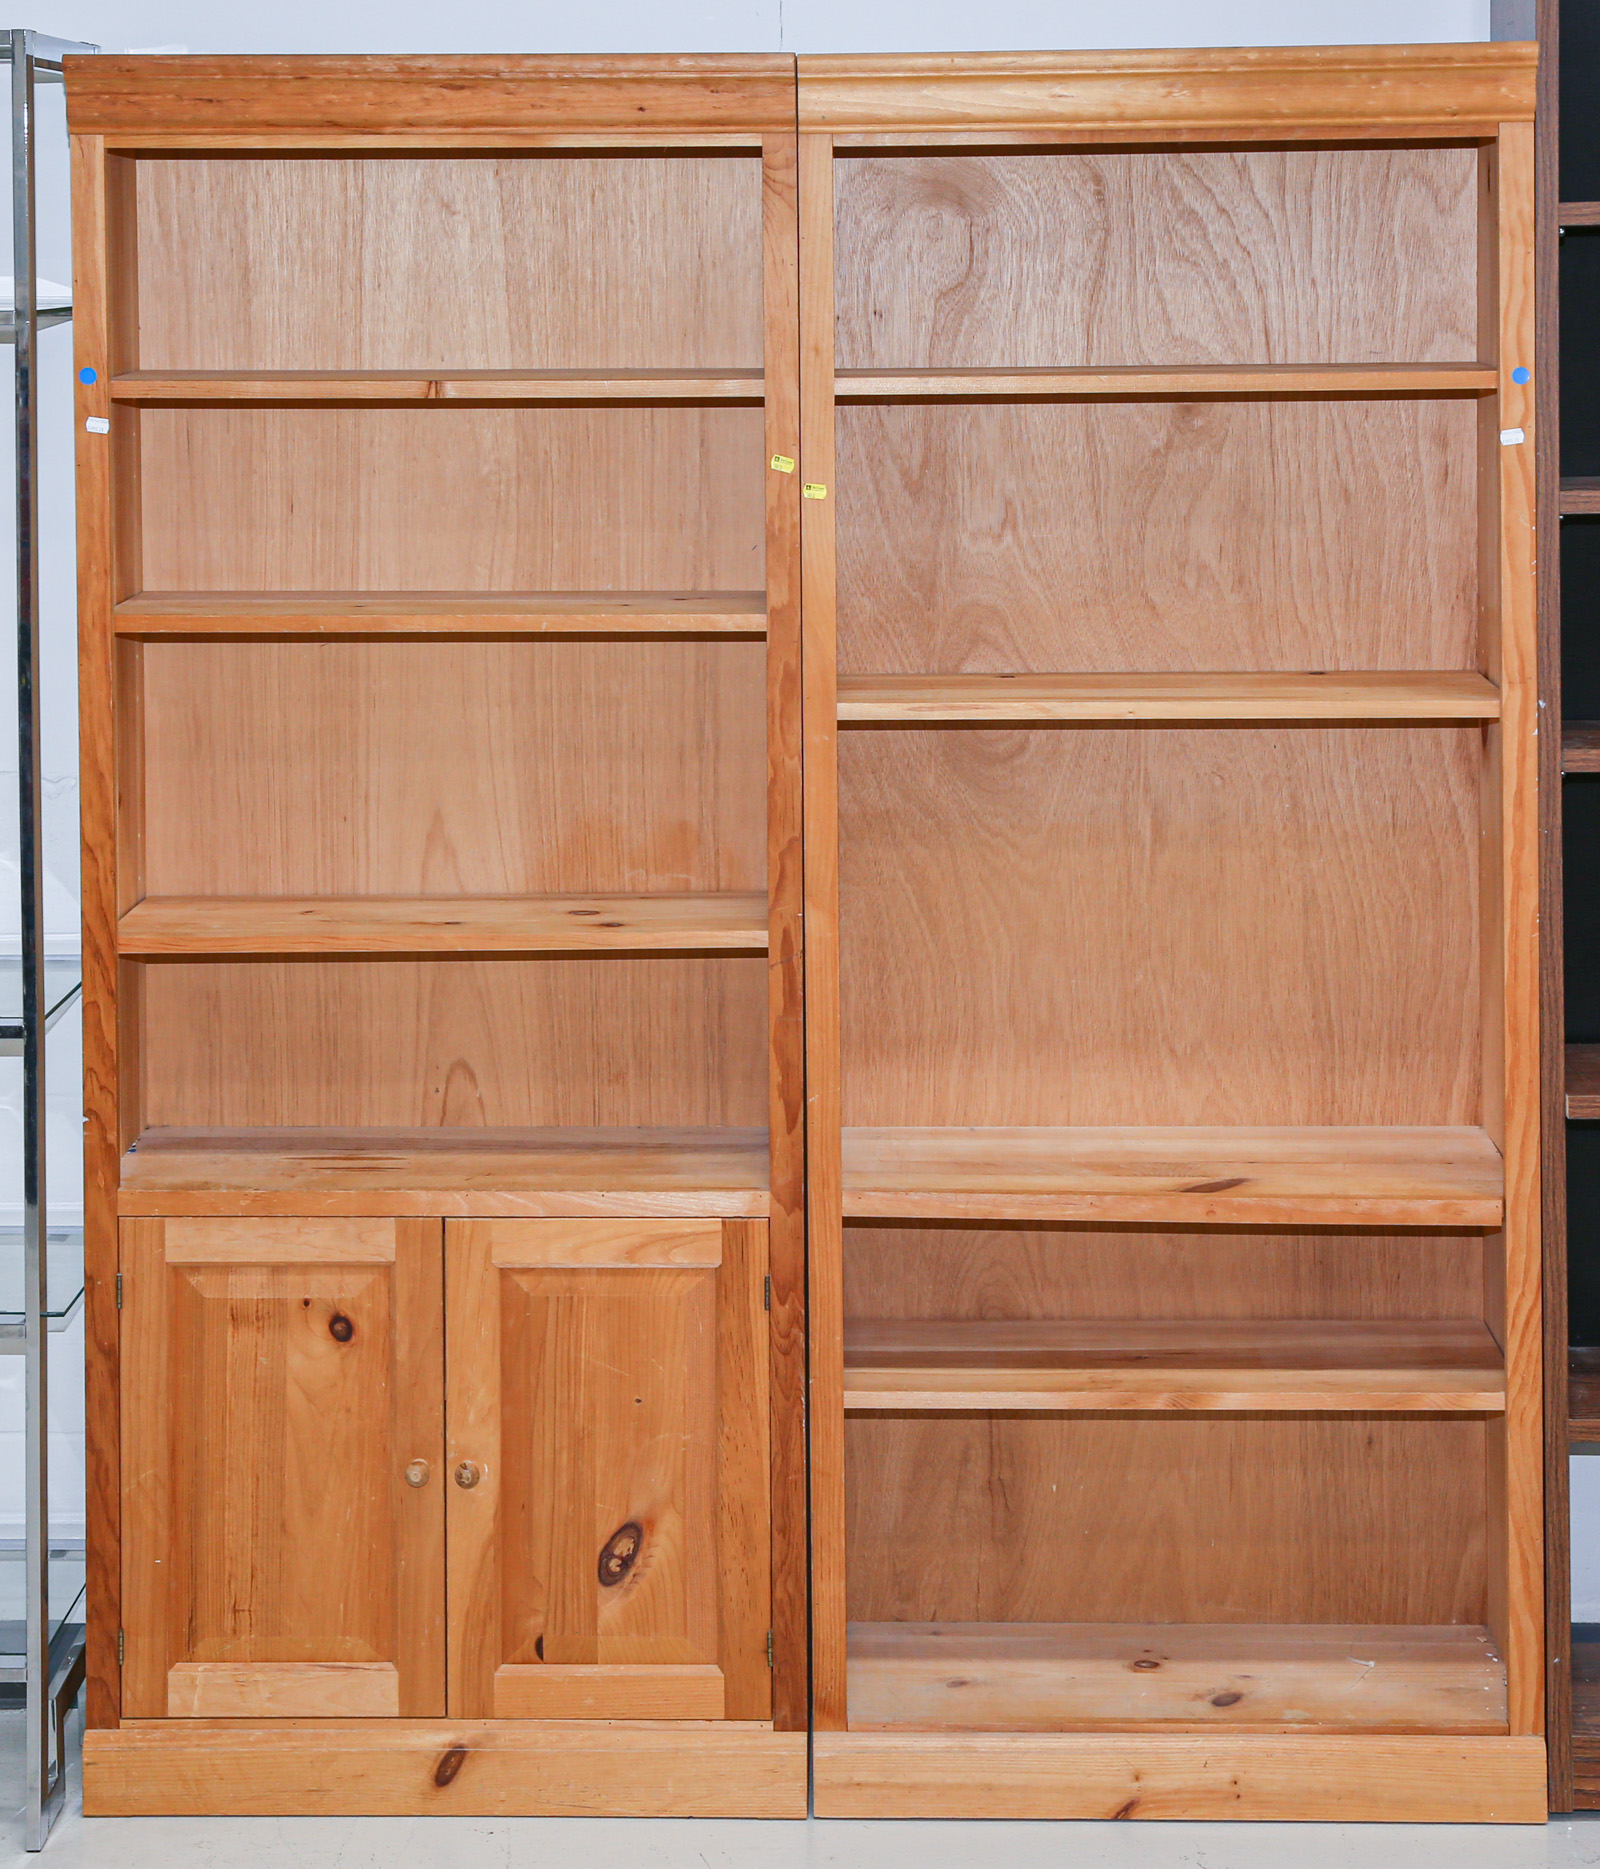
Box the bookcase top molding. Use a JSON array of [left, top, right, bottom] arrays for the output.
[[796, 43, 1537, 142], [63, 53, 795, 146]]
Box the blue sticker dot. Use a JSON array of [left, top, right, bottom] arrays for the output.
[[1512, 365, 1531, 385], [78, 366, 96, 385]]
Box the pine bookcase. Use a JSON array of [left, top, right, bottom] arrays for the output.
[[66, 56, 807, 1816], [797, 45, 1548, 1822]]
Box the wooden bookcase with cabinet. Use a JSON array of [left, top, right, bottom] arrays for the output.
[[65, 56, 807, 1816], [798, 46, 1547, 1823]]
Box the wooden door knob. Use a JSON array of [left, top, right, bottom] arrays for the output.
[[454, 1461, 481, 1489], [403, 1460, 430, 1488]]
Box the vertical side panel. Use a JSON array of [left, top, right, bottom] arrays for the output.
[[1494, 116, 1544, 1738], [117, 1218, 166, 1717], [392, 1218, 445, 1716], [799, 127, 847, 1732], [73, 132, 121, 1731], [1535, 0, 1571, 1809], [761, 125, 809, 1737], [720, 1219, 772, 1718], [445, 1219, 501, 1718]]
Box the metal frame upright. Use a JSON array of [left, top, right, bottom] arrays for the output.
[[2, 26, 95, 1849]]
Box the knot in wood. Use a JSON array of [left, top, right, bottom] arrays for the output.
[[598, 1519, 644, 1586]]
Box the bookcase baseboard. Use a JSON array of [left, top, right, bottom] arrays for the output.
[[812, 1732, 1548, 1823], [84, 1721, 808, 1818]]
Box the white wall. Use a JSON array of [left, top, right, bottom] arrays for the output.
[[0, 0, 1505, 1537], [15, 1, 1495, 55]]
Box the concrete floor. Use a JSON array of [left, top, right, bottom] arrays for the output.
[[2, 1713, 1600, 1867]]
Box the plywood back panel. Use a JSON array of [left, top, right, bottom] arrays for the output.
[[136, 156, 764, 373], [138, 406, 765, 593], [834, 149, 1480, 371], [842, 1224, 1486, 1323], [845, 1414, 1488, 1626], [139, 958, 767, 1128], [836, 399, 1479, 674], [140, 640, 765, 896], [839, 727, 1481, 1128]]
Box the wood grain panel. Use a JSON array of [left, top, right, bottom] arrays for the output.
[[137, 156, 762, 373], [73, 130, 123, 1730], [846, 1622, 1508, 1733], [842, 1317, 1505, 1413], [799, 127, 849, 1733], [113, 369, 765, 402], [844, 1414, 1487, 1626], [796, 45, 1538, 141], [115, 591, 768, 638], [139, 639, 764, 898], [138, 958, 767, 1130], [138, 407, 764, 594], [487, 1218, 723, 1266], [836, 400, 1478, 675], [491, 1665, 724, 1720], [120, 1216, 445, 1718], [837, 671, 1502, 723], [1486, 116, 1543, 1743], [166, 1661, 400, 1719], [760, 129, 808, 1734], [843, 1221, 1485, 1322], [118, 894, 769, 957], [812, 1732, 1546, 1822], [834, 365, 1495, 397], [839, 729, 1481, 1128], [119, 1126, 770, 1218], [65, 54, 796, 142], [82, 1720, 808, 1818], [834, 149, 1479, 370], [841, 1126, 1503, 1226], [446, 1218, 769, 1722]]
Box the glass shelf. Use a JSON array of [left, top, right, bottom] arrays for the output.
[[0, 1545, 84, 1684], [0, 1229, 83, 1341], [0, 954, 81, 1055]]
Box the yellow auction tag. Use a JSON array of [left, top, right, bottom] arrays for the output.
[[770, 453, 795, 473], [803, 482, 828, 500]]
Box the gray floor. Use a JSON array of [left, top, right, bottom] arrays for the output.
[[4, 1712, 1600, 1867]]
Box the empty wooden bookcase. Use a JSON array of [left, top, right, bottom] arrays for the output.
[[67, 55, 806, 1815], [798, 45, 1546, 1821]]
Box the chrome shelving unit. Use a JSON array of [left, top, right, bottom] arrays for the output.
[[2, 28, 94, 1849]]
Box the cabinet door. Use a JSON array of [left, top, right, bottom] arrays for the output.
[[120, 1217, 445, 1718], [446, 1218, 770, 1720]]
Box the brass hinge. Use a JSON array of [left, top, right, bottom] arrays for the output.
[[115, 1272, 122, 1310], [117, 1629, 124, 1667], [764, 1274, 771, 1312], [766, 1629, 774, 1669]]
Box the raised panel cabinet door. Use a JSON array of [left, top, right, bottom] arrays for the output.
[[445, 1217, 771, 1720], [119, 1216, 446, 1718]]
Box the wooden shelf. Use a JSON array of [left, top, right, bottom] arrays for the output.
[[113, 591, 769, 639], [845, 1623, 1508, 1734], [832, 364, 1498, 401], [117, 893, 769, 957], [1569, 1046, 1600, 1119], [1560, 202, 1600, 227], [836, 672, 1501, 724], [843, 1318, 1504, 1413], [1565, 726, 1600, 772], [840, 1126, 1505, 1226], [117, 1126, 771, 1218], [1561, 478, 1600, 515], [109, 369, 766, 403]]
